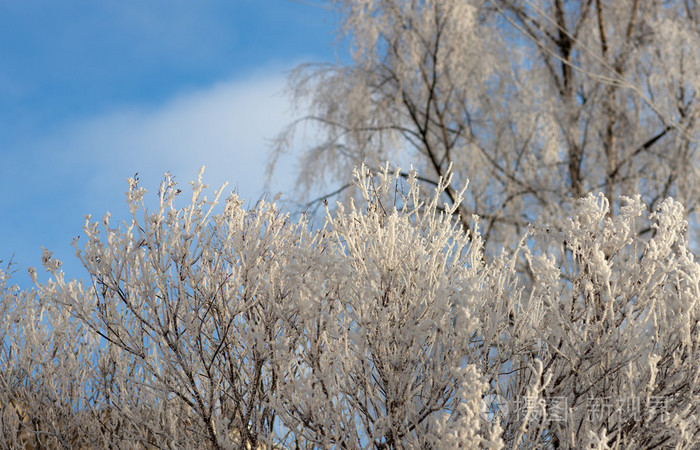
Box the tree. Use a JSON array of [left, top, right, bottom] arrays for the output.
[[2, 166, 700, 448], [271, 0, 700, 252]]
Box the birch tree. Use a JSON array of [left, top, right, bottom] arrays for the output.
[[271, 0, 700, 251]]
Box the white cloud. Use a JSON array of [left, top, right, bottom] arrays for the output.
[[55, 67, 303, 213]]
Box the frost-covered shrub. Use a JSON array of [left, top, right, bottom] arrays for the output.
[[506, 193, 700, 448], [274, 165, 502, 448], [1, 165, 699, 448]]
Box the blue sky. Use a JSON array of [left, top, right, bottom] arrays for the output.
[[0, 0, 338, 288]]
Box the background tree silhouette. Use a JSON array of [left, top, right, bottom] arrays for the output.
[[271, 0, 700, 252]]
